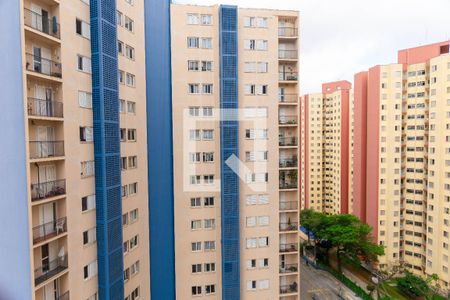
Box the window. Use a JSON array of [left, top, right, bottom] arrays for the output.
[[126, 73, 135, 87], [125, 45, 135, 60], [201, 14, 212, 25], [203, 106, 213, 116], [259, 280, 269, 289], [202, 84, 213, 94], [87, 293, 97, 300], [205, 284, 215, 294], [125, 0, 134, 5], [76, 19, 90, 39], [83, 227, 96, 245], [202, 129, 214, 140], [191, 242, 201, 252], [118, 70, 125, 84], [120, 128, 126, 141], [244, 39, 256, 50], [190, 197, 201, 207], [130, 235, 139, 249], [246, 238, 257, 248], [80, 126, 94, 142], [258, 216, 269, 226], [189, 84, 200, 94], [82, 195, 96, 212], [191, 220, 202, 230], [127, 101, 136, 114], [123, 213, 128, 226], [77, 55, 92, 73], [187, 37, 199, 48], [188, 60, 199, 71], [247, 280, 257, 290], [130, 209, 138, 222], [189, 106, 200, 116], [202, 61, 212, 71], [187, 14, 199, 25], [203, 152, 214, 162], [246, 217, 256, 227], [123, 268, 130, 282], [192, 263, 202, 273], [128, 156, 137, 168], [124, 16, 134, 32], [203, 175, 214, 184], [204, 197, 214, 206], [122, 185, 128, 198], [121, 157, 127, 170], [192, 286, 202, 296], [258, 236, 269, 247], [189, 129, 201, 140], [204, 219, 215, 229], [81, 161, 95, 177], [259, 258, 269, 268], [128, 129, 137, 141], [78, 91, 92, 108], [244, 17, 255, 27], [190, 175, 201, 185], [119, 99, 126, 113], [244, 62, 256, 73], [258, 62, 268, 73], [83, 260, 98, 280], [128, 183, 137, 195], [204, 262, 215, 272], [246, 195, 257, 205], [117, 11, 123, 26], [247, 259, 256, 269], [201, 38, 212, 49], [126, 287, 140, 300], [189, 152, 200, 163], [204, 241, 215, 251]]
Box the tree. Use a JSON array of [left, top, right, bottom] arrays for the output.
[[300, 209, 328, 259], [397, 272, 429, 297]]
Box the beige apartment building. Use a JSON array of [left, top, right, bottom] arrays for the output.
[[353, 41, 450, 287], [170, 4, 300, 299], [300, 81, 352, 215], [12, 0, 149, 299]]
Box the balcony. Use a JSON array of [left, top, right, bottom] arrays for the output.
[[34, 255, 68, 286], [280, 283, 298, 294], [280, 243, 298, 253], [279, 263, 299, 274], [31, 179, 66, 202], [279, 157, 297, 168], [29, 141, 65, 160], [32, 217, 67, 244], [279, 201, 298, 211], [278, 94, 298, 104], [279, 137, 297, 147], [279, 50, 298, 60], [56, 292, 69, 300], [28, 98, 63, 119], [280, 222, 298, 232], [279, 115, 298, 125], [24, 8, 60, 39], [25, 53, 62, 78], [279, 71, 298, 82], [278, 27, 298, 37]]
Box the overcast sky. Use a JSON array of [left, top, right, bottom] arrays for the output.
[[174, 0, 450, 93]]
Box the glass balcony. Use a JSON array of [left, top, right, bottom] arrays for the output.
[[279, 201, 298, 211], [279, 50, 298, 60], [28, 98, 63, 118], [279, 137, 297, 147], [29, 141, 65, 159], [25, 53, 62, 78], [280, 243, 298, 253], [279, 263, 299, 274], [279, 222, 298, 232], [31, 179, 66, 201], [23, 8, 60, 39], [278, 27, 298, 37]]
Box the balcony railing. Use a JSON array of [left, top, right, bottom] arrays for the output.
[[278, 27, 298, 37], [280, 182, 298, 190], [34, 255, 68, 286], [279, 201, 298, 211], [26, 53, 62, 78], [279, 115, 298, 125], [279, 263, 299, 273], [279, 158, 297, 168], [56, 292, 70, 300], [23, 8, 60, 39], [31, 179, 66, 201], [32, 217, 67, 244], [278, 94, 298, 104], [280, 283, 298, 294], [279, 71, 298, 81], [29, 141, 65, 159], [279, 50, 298, 60], [280, 222, 298, 232], [279, 137, 297, 147], [28, 98, 63, 118], [280, 243, 298, 253]]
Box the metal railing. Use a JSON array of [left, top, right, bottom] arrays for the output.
[[29, 141, 65, 159], [56, 291, 69, 300], [279, 50, 298, 59], [32, 217, 67, 244], [280, 222, 298, 231], [279, 201, 298, 210], [278, 27, 298, 37], [279, 115, 298, 125], [279, 71, 298, 81], [279, 158, 297, 168], [28, 98, 63, 118], [31, 179, 66, 201], [279, 137, 297, 146], [23, 8, 60, 39], [278, 93, 298, 103], [34, 255, 68, 286], [280, 182, 298, 189], [280, 283, 298, 294], [279, 263, 299, 273], [280, 243, 298, 253], [25, 53, 62, 78]]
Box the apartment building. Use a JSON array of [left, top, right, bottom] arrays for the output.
[[169, 4, 300, 299], [353, 41, 450, 287], [1, 0, 149, 299], [300, 81, 352, 214]]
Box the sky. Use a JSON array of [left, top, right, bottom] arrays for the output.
[[174, 0, 450, 93]]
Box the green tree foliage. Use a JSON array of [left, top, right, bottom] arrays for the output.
[[397, 272, 429, 297]]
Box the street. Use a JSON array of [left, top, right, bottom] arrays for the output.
[[300, 259, 362, 300]]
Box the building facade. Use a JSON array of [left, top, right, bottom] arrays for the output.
[[170, 4, 300, 299], [300, 81, 352, 214], [353, 41, 450, 287]]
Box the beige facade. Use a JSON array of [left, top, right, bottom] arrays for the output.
[[20, 0, 149, 299], [170, 4, 299, 299]]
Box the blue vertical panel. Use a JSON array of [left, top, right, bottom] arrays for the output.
[[90, 0, 123, 299], [219, 5, 240, 300], [0, 2, 32, 300], [144, 0, 176, 299]]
